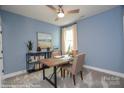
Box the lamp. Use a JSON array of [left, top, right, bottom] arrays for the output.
[[57, 9, 64, 18], [58, 12, 64, 18]]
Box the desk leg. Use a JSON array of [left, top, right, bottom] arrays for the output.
[[54, 66, 57, 88], [43, 64, 45, 80]]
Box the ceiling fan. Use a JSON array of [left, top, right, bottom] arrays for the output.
[[46, 5, 80, 21]]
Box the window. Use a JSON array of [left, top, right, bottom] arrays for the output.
[[65, 29, 73, 53], [62, 24, 78, 54]]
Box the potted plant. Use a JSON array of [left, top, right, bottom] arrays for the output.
[[27, 40, 33, 52]]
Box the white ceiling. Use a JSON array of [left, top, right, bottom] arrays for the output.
[[1, 5, 117, 26]]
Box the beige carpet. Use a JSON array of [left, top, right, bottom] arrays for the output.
[[2, 68, 124, 88]]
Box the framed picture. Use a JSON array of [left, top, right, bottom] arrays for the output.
[[37, 32, 53, 51]]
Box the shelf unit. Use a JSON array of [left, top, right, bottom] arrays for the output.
[[26, 51, 52, 73]]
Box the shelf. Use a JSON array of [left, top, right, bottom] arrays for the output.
[[26, 51, 52, 73]]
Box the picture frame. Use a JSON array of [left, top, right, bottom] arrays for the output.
[[37, 32, 53, 51]]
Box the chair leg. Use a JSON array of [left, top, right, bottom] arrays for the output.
[[80, 71, 83, 80], [63, 69, 65, 78], [60, 68, 62, 77], [39, 63, 40, 69], [73, 75, 76, 85], [67, 71, 69, 76], [70, 73, 72, 77]]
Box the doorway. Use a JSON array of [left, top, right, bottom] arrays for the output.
[[0, 16, 3, 88]]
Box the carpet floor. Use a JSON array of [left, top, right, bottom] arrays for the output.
[[2, 68, 124, 88]]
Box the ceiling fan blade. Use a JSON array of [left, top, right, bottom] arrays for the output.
[[58, 5, 63, 8], [46, 5, 57, 12], [68, 9, 80, 14]]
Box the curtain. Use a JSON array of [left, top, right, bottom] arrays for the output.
[[62, 27, 66, 54], [61, 24, 78, 54], [72, 24, 78, 50]]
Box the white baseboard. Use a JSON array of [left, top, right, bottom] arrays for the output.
[[2, 70, 27, 80], [83, 65, 124, 78]]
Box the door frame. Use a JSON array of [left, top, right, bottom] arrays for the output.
[[0, 31, 3, 75], [0, 16, 3, 88]]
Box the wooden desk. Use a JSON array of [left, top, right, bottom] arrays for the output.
[[41, 58, 70, 67], [40, 57, 72, 88]]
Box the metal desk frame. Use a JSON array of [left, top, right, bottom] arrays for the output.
[[41, 58, 71, 88]]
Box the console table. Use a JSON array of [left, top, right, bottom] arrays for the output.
[[26, 51, 52, 73]]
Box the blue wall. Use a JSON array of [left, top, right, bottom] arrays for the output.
[[0, 6, 124, 74], [77, 6, 124, 73], [0, 10, 60, 74]]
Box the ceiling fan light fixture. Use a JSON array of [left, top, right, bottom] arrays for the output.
[[58, 12, 64, 18]]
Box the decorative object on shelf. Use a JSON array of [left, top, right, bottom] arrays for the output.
[[37, 46, 41, 51], [47, 47, 50, 51], [27, 40, 33, 52]]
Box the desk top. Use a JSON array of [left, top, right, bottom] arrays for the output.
[[39, 57, 72, 67]]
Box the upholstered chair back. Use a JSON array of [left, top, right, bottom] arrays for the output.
[[72, 53, 85, 74]]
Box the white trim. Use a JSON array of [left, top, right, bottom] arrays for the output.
[[83, 65, 124, 78], [2, 70, 27, 80]]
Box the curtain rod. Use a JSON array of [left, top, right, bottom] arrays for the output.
[[61, 22, 77, 28]]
